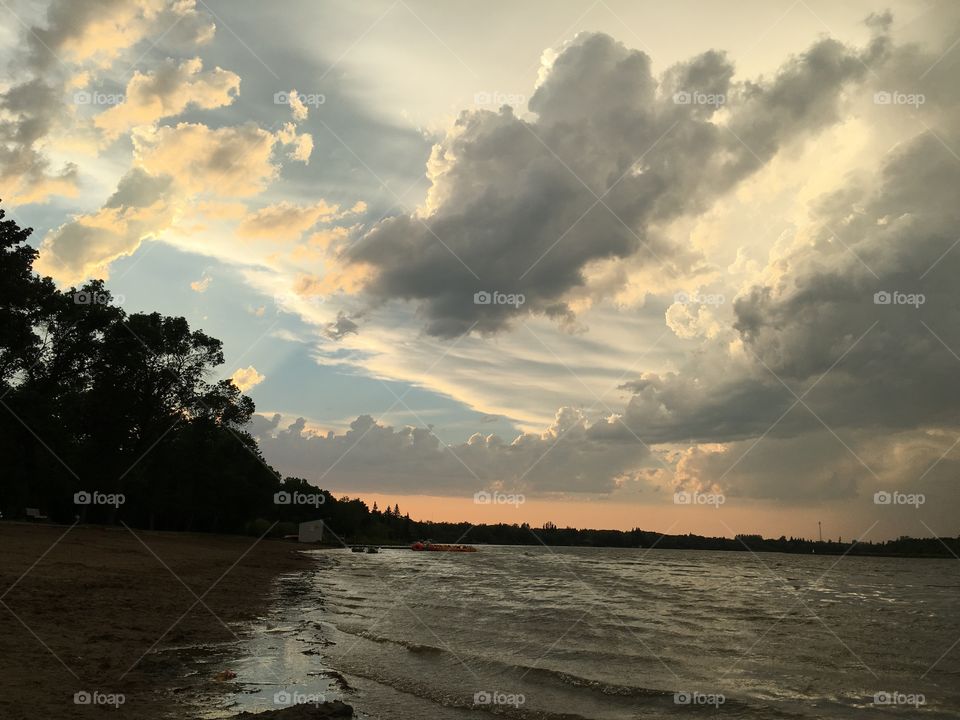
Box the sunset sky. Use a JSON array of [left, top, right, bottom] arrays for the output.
[[4, 0, 960, 540]]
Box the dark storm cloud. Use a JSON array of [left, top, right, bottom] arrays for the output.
[[249, 408, 653, 496], [323, 311, 360, 341], [346, 29, 886, 337], [0, 76, 78, 203], [105, 167, 174, 208], [612, 16, 960, 451]]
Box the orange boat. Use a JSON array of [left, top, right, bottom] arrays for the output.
[[411, 541, 477, 552]]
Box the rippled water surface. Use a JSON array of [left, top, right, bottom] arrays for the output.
[[217, 546, 960, 719]]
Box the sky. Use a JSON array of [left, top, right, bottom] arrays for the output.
[[3, 0, 960, 541]]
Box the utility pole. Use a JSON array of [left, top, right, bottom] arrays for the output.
[[818, 521, 822, 542]]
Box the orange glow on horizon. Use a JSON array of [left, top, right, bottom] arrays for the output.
[[328, 491, 883, 542]]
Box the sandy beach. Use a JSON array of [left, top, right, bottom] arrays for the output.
[[0, 522, 341, 720]]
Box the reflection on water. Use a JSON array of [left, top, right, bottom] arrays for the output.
[[208, 547, 960, 719], [193, 572, 343, 718]]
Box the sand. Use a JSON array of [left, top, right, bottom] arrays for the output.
[[0, 522, 347, 719]]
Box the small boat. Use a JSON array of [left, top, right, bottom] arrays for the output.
[[366, 546, 380, 554], [351, 546, 364, 553]]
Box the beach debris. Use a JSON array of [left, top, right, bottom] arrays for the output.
[[214, 669, 238, 682]]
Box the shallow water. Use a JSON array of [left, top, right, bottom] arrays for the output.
[[213, 546, 960, 719]]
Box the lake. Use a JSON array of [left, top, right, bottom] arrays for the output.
[[207, 546, 960, 719]]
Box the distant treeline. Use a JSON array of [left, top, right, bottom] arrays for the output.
[[346, 517, 960, 558], [2, 204, 956, 557]]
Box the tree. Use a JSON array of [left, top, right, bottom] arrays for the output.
[[0, 204, 56, 386], [0, 200, 278, 531]]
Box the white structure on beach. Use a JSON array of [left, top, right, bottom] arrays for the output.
[[298, 519, 324, 543]]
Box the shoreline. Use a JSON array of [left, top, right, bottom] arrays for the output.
[[0, 522, 348, 719], [321, 540, 957, 560]]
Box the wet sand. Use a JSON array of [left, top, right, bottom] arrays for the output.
[[0, 522, 339, 720]]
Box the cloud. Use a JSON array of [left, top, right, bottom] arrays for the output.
[[615, 57, 960, 449], [195, 200, 248, 221], [237, 200, 344, 241], [323, 311, 359, 340], [37, 118, 315, 282], [34, 205, 171, 284], [132, 122, 279, 197], [231, 365, 265, 391], [249, 407, 654, 496], [343, 29, 885, 337], [277, 122, 313, 163], [0, 78, 79, 204], [34, 167, 174, 283], [595, 11, 960, 509], [670, 427, 960, 519], [94, 57, 240, 139], [27, 0, 214, 71], [0, 0, 215, 205], [287, 88, 309, 121], [190, 272, 212, 292]]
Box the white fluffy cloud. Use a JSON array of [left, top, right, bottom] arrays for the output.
[[0, 0, 216, 204], [94, 57, 240, 139], [37, 119, 318, 282], [27, 0, 214, 71], [132, 122, 280, 197], [231, 365, 265, 391], [34, 168, 175, 283], [237, 200, 346, 241]]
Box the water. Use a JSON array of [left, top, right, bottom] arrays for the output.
[[213, 546, 960, 719]]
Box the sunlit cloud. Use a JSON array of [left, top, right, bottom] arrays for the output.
[[231, 365, 265, 391]]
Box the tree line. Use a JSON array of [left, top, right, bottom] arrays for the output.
[[2, 203, 956, 556], [0, 202, 378, 537]]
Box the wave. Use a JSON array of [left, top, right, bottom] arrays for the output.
[[346, 629, 445, 654], [334, 626, 674, 696], [326, 625, 788, 720], [519, 665, 674, 698]]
